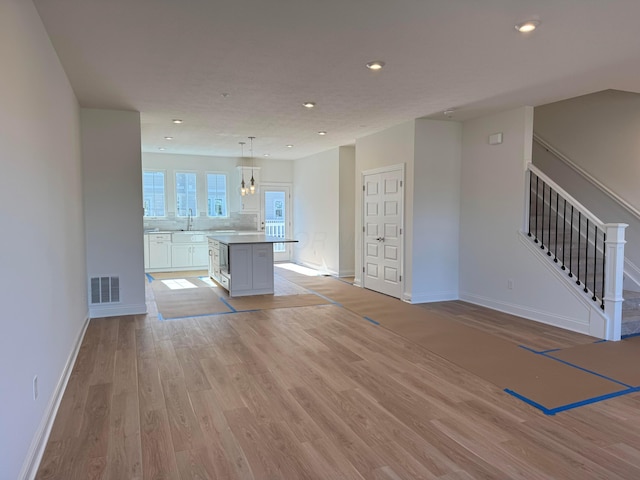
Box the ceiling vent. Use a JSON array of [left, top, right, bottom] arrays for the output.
[[90, 276, 120, 304]]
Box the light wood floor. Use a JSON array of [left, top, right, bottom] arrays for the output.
[[36, 283, 640, 479]]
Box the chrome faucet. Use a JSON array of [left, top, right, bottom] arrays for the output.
[[187, 208, 193, 231]]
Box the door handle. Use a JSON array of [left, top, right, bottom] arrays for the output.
[[376, 237, 385, 242]]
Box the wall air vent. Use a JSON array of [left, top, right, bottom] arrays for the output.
[[90, 276, 120, 304]]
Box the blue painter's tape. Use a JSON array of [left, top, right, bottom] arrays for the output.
[[543, 352, 633, 389], [593, 339, 608, 343], [158, 312, 164, 321], [505, 386, 640, 416], [519, 344, 633, 388], [549, 387, 640, 414], [518, 345, 543, 354], [504, 389, 555, 415], [518, 345, 562, 355], [621, 332, 640, 340], [145, 273, 154, 283], [305, 287, 340, 306], [218, 296, 237, 312], [363, 316, 380, 326]]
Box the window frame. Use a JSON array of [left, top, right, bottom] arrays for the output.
[[142, 169, 167, 218], [175, 171, 198, 218], [206, 171, 229, 218]]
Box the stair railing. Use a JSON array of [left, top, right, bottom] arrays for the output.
[[526, 163, 627, 340]]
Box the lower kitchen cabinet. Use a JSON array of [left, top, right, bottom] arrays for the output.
[[143, 235, 149, 269], [228, 243, 274, 296], [144, 232, 209, 272], [171, 243, 209, 269], [148, 234, 172, 269]]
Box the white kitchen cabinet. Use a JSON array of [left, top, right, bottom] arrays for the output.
[[171, 244, 192, 268], [171, 243, 209, 268], [143, 234, 149, 269], [148, 233, 172, 269], [230, 244, 253, 292], [251, 244, 273, 291], [237, 166, 260, 213], [208, 239, 220, 281], [228, 243, 274, 296], [192, 244, 209, 266]]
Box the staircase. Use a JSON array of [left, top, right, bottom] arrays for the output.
[[528, 176, 606, 308], [527, 164, 628, 340]]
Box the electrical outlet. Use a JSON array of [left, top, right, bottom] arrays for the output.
[[507, 279, 514, 290], [33, 375, 38, 400]]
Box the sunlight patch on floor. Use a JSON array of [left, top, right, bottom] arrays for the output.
[[275, 263, 321, 277], [161, 279, 198, 290], [199, 276, 217, 287]]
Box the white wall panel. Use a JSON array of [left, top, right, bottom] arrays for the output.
[[0, 1, 86, 477]]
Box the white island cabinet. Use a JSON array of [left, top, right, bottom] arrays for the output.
[[208, 234, 297, 297]]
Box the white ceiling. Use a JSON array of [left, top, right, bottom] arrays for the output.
[[33, 0, 640, 160]]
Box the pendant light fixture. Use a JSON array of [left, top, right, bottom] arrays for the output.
[[239, 141, 246, 196], [249, 136, 256, 195]]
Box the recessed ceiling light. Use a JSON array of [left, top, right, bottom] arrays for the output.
[[221, 93, 230, 98], [303, 101, 316, 108], [263, 154, 270, 157], [318, 131, 327, 136], [366, 60, 385, 71], [164, 136, 173, 140], [515, 20, 540, 33], [158, 147, 165, 151], [172, 119, 183, 124], [286, 144, 294, 148], [443, 109, 456, 118]]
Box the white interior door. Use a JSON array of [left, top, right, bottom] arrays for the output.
[[260, 184, 292, 262], [362, 166, 404, 298]]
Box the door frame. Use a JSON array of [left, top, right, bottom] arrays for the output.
[[259, 182, 293, 262], [361, 164, 405, 299]]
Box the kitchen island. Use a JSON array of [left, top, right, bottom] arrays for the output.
[[208, 234, 298, 297]]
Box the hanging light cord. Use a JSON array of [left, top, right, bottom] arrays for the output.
[[239, 141, 246, 196], [249, 137, 256, 194]]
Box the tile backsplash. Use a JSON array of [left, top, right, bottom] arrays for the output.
[[144, 212, 258, 232]]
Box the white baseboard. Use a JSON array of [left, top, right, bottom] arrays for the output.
[[19, 313, 90, 480], [459, 292, 591, 336], [89, 302, 147, 319], [338, 270, 355, 277], [409, 291, 459, 304]]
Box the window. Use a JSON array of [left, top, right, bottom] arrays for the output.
[[207, 173, 228, 217], [142, 171, 166, 217], [176, 172, 197, 217]]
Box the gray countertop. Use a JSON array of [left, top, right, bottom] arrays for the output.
[[208, 234, 298, 245]]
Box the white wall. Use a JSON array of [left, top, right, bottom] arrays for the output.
[[355, 121, 415, 288], [82, 109, 146, 318], [411, 119, 461, 302], [534, 90, 640, 209], [0, 1, 87, 478], [339, 146, 356, 276], [460, 107, 600, 335], [293, 148, 340, 274]]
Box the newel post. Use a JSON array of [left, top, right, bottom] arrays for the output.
[[604, 223, 627, 341]]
